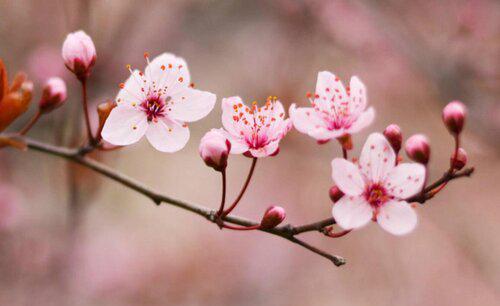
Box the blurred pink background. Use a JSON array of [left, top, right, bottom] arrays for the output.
[[0, 0, 499, 305]]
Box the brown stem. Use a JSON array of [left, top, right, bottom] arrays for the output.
[[80, 79, 94, 144], [19, 111, 42, 135], [216, 170, 227, 216], [222, 157, 257, 217]]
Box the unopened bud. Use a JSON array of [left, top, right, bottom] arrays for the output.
[[62, 30, 96, 80], [199, 129, 231, 172], [450, 148, 467, 170], [260, 206, 286, 229], [442, 101, 466, 135], [39, 77, 67, 113], [329, 185, 344, 203], [383, 124, 402, 153], [337, 134, 353, 150], [405, 134, 430, 164]]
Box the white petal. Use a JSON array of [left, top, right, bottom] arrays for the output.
[[116, 70, 146, 107], [221, 96, 251, 136], [145, 53, 190, 87], [315, 71, 348, 110], [347, 107, 375, 134], [377, 200, 417, 235], [309, 128, 345, 141], [169, 88, 216, 122], [385, 163, 426, 199], [289, 104, 326, 135], [359, 133, 396, 183], [222, 131, 249, 154], [348, 76, 367, 114], [145, 118, 190, 153], [332, 195, 373, 230], [101, 106, 148, 146], [248, 140, 280, 158], [331, 158, 365, 196]]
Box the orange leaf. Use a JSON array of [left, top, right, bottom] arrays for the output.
[[0, 59, 7, 102]]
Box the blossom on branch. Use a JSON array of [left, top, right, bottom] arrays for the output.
[[102, 53, 216, 152], [331, 133, 425, 235], [221, 96, 291, 158], [290, 71, 374, 143]]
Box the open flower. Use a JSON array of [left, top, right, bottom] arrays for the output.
[[102, 53, 216, 152], [221, 96, 291, 158], [290, 71, 374, 142], [331, 133, 425, 235]]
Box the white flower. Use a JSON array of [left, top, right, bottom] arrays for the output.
[[102, 53, 216, 152], [331, 133, 425, 235], [290, 71, 374, 142]]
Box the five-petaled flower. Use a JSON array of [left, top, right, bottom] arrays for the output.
[[331, 133, 425, 235], [221, 96, 291, 158], [102, 53, 216, 152], [290, 71, 374, 142]]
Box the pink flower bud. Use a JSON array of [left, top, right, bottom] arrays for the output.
[[405, 134, 430, 164], [199, 129, 231, 172], [260, 206, 286, 229], [39, 77, 67, 113], [450, 148, 467, 170], [442, 101, 466, 135], [62, 30, 96, 80], [383, 124, 402, 153], [329, 185, 344, 203]]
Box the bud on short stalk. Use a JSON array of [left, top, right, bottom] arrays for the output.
[[383, 124, 402, 154], [450, 148, 468, 170], [405, 134, 430, 165], [442, 101, 466, 135], [329, 185, 344, 203], [260, 206, 286, 229], [199, 129, 231, 172], [39, 77, 67, 113], [62, 30, 96, 80]]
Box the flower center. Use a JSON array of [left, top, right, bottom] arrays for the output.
[[141, 96, 168, 122], [364, 184, 390, 207]]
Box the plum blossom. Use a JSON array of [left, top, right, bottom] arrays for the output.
[[290, 71, 374, 142], [102, 53, 216, 152], [61, 30, 96, 79], [221, 96, 291, 158], [331, 133, 426, 235]]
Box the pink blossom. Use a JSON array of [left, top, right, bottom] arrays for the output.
[[221, 96, 291, 158], [39, 77, 67, 113], [199, 128, 231, 171], [260, 206, 286, 229], [331, 133, 426, 235], [290, 71, 375, 142], [61, 30, 96, 78], [102, 53, 216, 152]]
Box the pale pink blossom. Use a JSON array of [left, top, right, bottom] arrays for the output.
[[39, 77, 67, 113], [221, 96, 291, 158], [102, 53, 216, 152], [290, 71, 374, 142], [61, 30, 96, 78], [331, 133, 425, 235], [199, 128, 231, 171]]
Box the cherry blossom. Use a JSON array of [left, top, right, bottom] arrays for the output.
[[331, 133, 425, 235], [221, 96, 291, 158], [102, 53, 216, 152], [290, 71, 374, 142]]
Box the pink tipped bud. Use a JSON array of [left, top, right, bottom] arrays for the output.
[[450, 148, 467, 170], [199, 129, 231, 172], [442, 101, 466, 135], [383, 124, 402, 153], [337, 134, 353, 150], [329, 185, 344, 203], [38, 77, 67, 113], [260, 206, 286, 229], [405, 134, 430, 164], [62, 30, 96, 80]]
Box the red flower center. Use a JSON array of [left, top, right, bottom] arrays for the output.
[[364, 184, 390, 207], [141, 95, 167, 122]]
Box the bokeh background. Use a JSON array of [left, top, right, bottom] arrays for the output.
[[0, 0, 499, 305]]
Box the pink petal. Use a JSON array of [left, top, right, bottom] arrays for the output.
[[348, 76, 367, 114], [221, 96, 249, 136], [248, 140, 279, 158], [145, 53, 190, 88], [101, 106, 148, 146], [222, 130, 249, 154], [385, 163, 426, 199], [359, 133, 396, 183], [116, 70, 145, 106], [169, 88, 216, 122], [315, 71, 348, 110], [332, 195, 373, 230], [145, 118, 190, 152], [331, 158, 365, 196], [289, 104, 326, 135], [347, 107, 375, 134], [377, 200, 417, 235]]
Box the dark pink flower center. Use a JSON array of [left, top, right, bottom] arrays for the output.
[[364, 184, 390, 208], [141, 95, 168, 121]]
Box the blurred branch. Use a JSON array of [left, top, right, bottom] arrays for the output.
[[20, 137, 346, 267]]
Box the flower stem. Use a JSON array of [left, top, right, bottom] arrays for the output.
[[222, 157, 257, 217], [324, 228, 352, 238], [217, 170, 227, 216], [19, 110, 41, 135], [80, 78, 94, 144], [342, 147, 348, 159], [428, 135, 460, 196]]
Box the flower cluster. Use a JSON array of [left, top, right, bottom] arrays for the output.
[[0, 29, 473, 265]]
